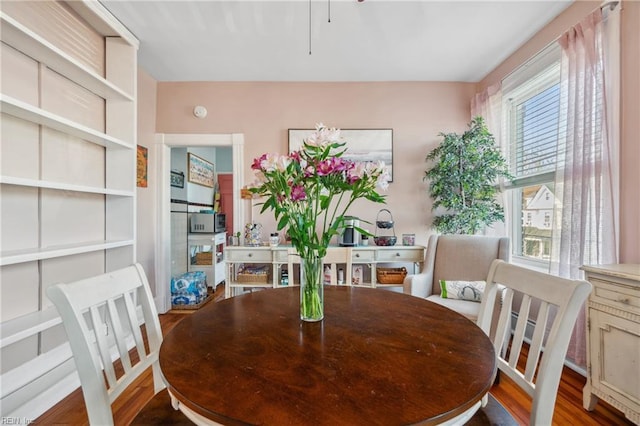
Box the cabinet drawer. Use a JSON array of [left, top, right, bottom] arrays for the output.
[[225, 249, 272, 262], [273, 249, 289, 263], [590, 278, 640, 314], [352, 250, 374, 262], [376, 248, 424, 263]]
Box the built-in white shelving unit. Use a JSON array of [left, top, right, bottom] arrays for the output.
[[0, 1, 138, 419]]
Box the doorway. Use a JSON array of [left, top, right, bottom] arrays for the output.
[[155, 133, 245, 313], [218, 173, 234, 236]]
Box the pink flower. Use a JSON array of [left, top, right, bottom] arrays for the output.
[[316, 160, 334, 176], [290, 184, 306, 201], [251, 153, 291, 172], [304, 165, 315, 178], [251, 154, 267, 170], [347, 162, 366, 182], [330, 157, 348, 173]]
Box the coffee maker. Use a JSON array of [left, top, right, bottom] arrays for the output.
[[338, 216, 360, 246]]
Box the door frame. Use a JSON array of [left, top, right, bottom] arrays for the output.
[[154, 133, 245, 313]]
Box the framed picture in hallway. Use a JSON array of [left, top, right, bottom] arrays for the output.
[[188, 153, 215, 187], [288, 128, 393, 181], [171, 170, 185, 188], [137, 145, 148, 187]]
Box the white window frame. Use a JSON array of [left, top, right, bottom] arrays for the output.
[[502, 44, 562, 272]]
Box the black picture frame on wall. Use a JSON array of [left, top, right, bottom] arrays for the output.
[[288, 128, 393, 182], [170, 170, 185, 188]]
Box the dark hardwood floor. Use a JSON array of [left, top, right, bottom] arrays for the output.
[[34, 286, 633, 425]]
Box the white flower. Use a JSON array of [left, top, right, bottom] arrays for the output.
[[261, 153, 290, 172], [376, 173, 390, 191], [348, 162, 367, 180], [275, 154, 291, 172], [249, 171, 267, 187], [306, 122, 342, 147]]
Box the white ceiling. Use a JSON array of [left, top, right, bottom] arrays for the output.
[[100, 0, 573, 83]]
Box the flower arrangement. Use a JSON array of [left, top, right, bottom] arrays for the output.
[[249, 123, 390, 320]]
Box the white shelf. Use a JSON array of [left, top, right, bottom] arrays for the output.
[[0, 239, 135, 266], [0, 176, 134, 196], [0, 95, 132, 150], [0, 307, 62, 349], [0, 13, 133, 102]]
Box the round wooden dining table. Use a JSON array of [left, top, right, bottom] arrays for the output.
[[159, 286, 496, 426]]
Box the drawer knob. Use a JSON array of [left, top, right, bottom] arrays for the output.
[[248, 253, 253, 258], [355, 253, 360, 258], [395, 253, 400, 257]]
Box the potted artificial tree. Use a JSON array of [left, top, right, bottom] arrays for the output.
[[424, 116, 511, 234]]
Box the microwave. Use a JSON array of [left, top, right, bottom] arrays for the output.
[[190, 213, 226, 233]]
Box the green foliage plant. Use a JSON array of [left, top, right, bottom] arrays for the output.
[[424, 116, 512, 234]]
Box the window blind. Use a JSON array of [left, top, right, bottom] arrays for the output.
[[513, 82, 561, 177], [503, 44, 564, 182]]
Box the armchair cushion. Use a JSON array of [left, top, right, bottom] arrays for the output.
[[439, 280, 486, 302], [426, 295, 481, 321]]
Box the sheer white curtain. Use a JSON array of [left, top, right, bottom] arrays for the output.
[[471, 84, 508, 237], [552, 6, 619, 367]]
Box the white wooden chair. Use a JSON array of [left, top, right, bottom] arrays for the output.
[[474, 259, 592, 425], [46, 263, 192, 425]]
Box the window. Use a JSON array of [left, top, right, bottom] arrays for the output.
[[502, 44, 563, 266]]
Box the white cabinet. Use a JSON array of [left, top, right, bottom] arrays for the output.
[[188, 233, 226, 289], [0, 1, 138, 418], [224, 245, 425, 298], [582, 264, 640, 425]]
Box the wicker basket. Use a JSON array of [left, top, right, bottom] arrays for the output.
[[237, 265, 270, 283], [376, 267, 407, 284], [194, 252, 213, 265], [237, 272, 270, 283]]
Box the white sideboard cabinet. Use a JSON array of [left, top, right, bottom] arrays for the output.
[[582, 264, 640, 425], [224, 245, 426, 299]]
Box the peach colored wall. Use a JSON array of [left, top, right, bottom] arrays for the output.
[[137, 68, 159, 290], [479, 1, 640, 263], [156, 82, 476, 246]]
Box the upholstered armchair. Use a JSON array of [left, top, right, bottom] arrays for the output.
[[403, 234, 510, 322]]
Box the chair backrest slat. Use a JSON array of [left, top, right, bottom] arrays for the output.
[[477, 260, 592, 425], [493, 288, 513, 357], [107, 298, 134, 373], [508, 294, 531, 368], [124, 290, 149, 361], [89, 305, 118, 389], [525, 301, 551, 382]]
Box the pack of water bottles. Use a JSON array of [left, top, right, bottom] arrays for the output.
[[171, 271, 208, 307]]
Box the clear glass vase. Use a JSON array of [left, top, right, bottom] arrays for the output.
[[300, 254, 324, 322]]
